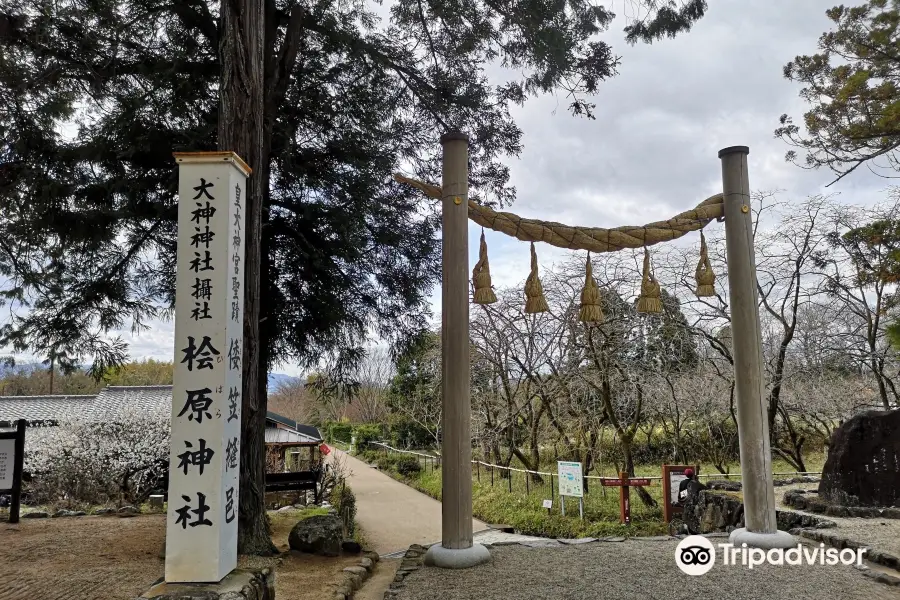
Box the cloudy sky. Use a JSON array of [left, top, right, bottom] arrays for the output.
[[35, 1, 898, 377]]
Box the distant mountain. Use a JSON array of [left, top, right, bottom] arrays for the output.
[[268, 373, 300, 393], [0, 360, 297, 394]]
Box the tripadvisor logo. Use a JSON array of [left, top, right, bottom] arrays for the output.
[[674, 535, 866, 575]]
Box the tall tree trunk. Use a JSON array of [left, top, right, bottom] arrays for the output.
[[48, 356, 54, 394], [218, 0, 273, 555]]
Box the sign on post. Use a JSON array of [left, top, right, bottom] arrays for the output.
[[662, 464, 699, 523], [557, 461, 583, 497], [165, 152, 249, 583], [0, 419, 25, 524], [599, 472, 652, 525]]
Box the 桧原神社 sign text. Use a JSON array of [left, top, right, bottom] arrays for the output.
[[165, 152, 249, 583]]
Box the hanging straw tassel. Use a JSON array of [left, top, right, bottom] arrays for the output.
[[695, 230, 716, 297], [636, 247, 663, 314], [472, 230, 497, 305], [579, 253, 603, 322], [524, 242, 549, 313]]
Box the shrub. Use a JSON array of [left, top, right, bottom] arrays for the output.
[[387, 416, 435, 449], [24, 405, 169, 507], [395, 455, 422, 477], [326, 421, 354, 444], [376, 454, 398, 471], [352, 423, 383, 452], [330, 483, 357, 536]]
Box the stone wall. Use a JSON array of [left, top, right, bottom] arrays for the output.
[[783, 489, 900, 519], [139, 568, 275, 600], [683, 491, 836, 535]]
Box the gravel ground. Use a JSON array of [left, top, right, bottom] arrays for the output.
[[394, 542, 899, 600], [776, 484, 900, 558]]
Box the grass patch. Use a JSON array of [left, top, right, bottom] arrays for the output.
[[375, 449, 826, 539]]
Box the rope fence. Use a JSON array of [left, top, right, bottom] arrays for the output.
[[368, 442, 821, 483]]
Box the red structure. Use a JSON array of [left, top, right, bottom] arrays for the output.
[[600, 472, 651, 525]]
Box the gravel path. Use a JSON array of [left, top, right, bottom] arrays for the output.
[[776, 484, 900, 558], [394, 542, 899, 600]]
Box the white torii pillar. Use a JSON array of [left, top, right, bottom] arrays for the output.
[[424, 131, 491, 569], [719, 146, 793, 549]]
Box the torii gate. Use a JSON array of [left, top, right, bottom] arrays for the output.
[[398, 132, 794, 569]]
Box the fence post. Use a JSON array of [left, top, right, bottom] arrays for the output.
[[550, 473, 554, 499], [491, 466, 494, 487], [525, 471, 529, 495], [476, 461, 480, 482], [508, 470, 512, 493]]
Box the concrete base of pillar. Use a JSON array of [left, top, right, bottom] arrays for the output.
[[424, 543, 491, 569], [728, 528, 795, 550], [140, 568, 275, 599]]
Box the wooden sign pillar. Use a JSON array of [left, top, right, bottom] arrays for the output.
[[0, 419, 25, 524], [424, 131, 490, 569], [719, 146, 793, 550], [165, 152, 249, 583], [600, 472, 651, 525], [662, 464, 699, 522]]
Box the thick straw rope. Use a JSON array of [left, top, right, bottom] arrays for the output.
[[393, 174, 723, 253]]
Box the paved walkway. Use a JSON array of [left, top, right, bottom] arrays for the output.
[[333, 450, 488, 555]]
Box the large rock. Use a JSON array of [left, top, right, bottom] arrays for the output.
[[288, 515, 343, 556], [819, 410, 900, 507]]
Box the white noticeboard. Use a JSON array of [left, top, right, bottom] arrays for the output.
[[165, 152, 248, 584], [557, 461, 583, 498], [0, 438, 14, 490], [542, 499, 553, 509], [670, 473, 687, 504]]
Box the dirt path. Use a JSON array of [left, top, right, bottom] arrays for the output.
[[334, 450, 487, 555]]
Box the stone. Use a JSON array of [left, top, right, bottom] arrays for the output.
[[557, 538, 597, 545], [882, 508, 900, 519], [825, 505, 851, 517], [819, 409, 900, 507], [92, 507, 115, 516], [359, 557, 374, 571], [363, 550, 380, 564], [278, 505, 297, 512], [288, 514, 343, 556], [52, 509, 78, 518], [71, 510, 86, 516], [342, 540, 362, 554], [600, 536, 626, 542], [148, 494, 164, 508], [118, 505, 140, 516], [139, 568, 274, 599], [706, 480, 742, 491], [22, 511, 48, 519], [423, 543, 491, 568]]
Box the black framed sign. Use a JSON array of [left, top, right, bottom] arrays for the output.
[[0, 419, 25, 523]]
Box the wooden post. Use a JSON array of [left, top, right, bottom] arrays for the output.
[[167, 152, 248, 582], [440, 131, 473, 550], [619, 471, 630, 525], [424, 131, 490, 568], [8, 419, 25, 524], [720, 146, 791, 548]]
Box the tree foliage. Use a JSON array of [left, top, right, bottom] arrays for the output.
[[777, 1, 900, 184], [0, 0, 707, 379]]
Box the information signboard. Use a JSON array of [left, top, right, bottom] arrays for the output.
[[557, 461, 583, 498], [0, 438, 14, 490]]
